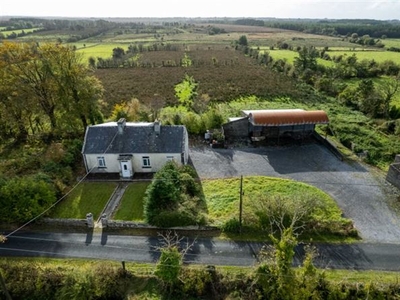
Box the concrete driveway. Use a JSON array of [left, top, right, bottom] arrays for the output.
[[189, 143, 400, 243]]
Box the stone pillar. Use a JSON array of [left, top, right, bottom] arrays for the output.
[[100, 213, 108, 228], [86, 213, 94, 228]]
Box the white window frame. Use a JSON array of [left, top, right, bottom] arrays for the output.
[[166, 156, 175, 162], [142, 156, 151, 168], [97, 156, 106, 168]]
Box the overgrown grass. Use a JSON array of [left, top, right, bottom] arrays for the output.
[[113, 182, 149, 221], [2, 257, 400, 300], [49, 182, 117, 220], [324, 269, 400, 284], [202, 176, 347, 226]]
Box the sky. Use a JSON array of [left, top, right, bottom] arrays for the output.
[[1, 0, 399, 20]]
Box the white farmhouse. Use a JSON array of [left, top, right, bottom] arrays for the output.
[[82, 118, 189, 179]]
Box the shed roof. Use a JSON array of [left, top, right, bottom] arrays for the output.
[[82, 122, 187, 154], [247, 110, 329, 126]]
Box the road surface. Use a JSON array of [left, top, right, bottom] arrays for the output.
[[1, 231, 400, 271]]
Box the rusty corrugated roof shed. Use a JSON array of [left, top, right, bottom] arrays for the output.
[[247, 110, 329, 126]]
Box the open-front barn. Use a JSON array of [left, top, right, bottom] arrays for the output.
[[222, 109, 329, 143]]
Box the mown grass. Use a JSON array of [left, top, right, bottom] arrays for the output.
[[113, 182, 150, 221], [49, 182, 117, 220]]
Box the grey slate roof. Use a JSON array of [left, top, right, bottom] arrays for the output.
[[82, 122, 187, 154]]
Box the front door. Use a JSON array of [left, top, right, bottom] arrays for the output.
[[120, 161, 131, 178]]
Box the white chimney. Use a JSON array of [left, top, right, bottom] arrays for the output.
[[117, 118, 126, 135], [154, 120, 161, 134]]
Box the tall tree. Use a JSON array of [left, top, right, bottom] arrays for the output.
[[293, 46, 319, 72], [0, 41, 104, 137]]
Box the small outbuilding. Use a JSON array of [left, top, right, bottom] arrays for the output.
[[82, 119, 189, 179], [222, 109, 329, 142]]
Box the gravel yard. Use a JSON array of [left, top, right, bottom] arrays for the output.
[[189, 142, 400, 243]]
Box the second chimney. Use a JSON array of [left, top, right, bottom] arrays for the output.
[[117, 118, 126, 135], [154, 120, 161, 135]]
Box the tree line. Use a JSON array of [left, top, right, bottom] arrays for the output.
[[0, 41, 104, 143], [264, 19, 400, 38]]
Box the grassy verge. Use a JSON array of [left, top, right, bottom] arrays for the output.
[[203, 176, 345, 225], [202, 176, 355, 242], [2, 257, 400, 300], [49, 182, 117, 220], [113, 182, 150, 221]]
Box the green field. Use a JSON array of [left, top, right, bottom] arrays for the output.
[[75, 43, 132, 60], [328, 50, 400, 63], [1, 27, 42, 37], [262, 48, 400, 65], [383, 39, 400, 49]]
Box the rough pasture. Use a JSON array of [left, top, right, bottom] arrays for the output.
[[94, 45, 299, 115]]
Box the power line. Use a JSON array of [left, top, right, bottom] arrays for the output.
[[4, 128, 120, 239]]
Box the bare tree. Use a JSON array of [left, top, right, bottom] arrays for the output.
[[154, 230, 196, 289], [251, 195, 320, 237]]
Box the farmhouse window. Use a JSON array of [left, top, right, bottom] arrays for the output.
[[142, 156, 151, 168], [97, 157, 106, 168]]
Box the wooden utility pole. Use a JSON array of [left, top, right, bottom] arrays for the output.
[[239, 175, 243, 233]]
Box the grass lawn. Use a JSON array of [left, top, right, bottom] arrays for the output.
[[49, 182, 117, 220], [113, 182, 150, 221]]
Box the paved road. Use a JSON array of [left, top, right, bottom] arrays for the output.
[[189, 144, 400, 244], [1, 231, 400, 271]]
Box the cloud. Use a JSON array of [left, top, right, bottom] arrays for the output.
[[1, 0, 399, 19]]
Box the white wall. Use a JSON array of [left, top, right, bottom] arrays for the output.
[[85, 153, 184, 174], [84, 153, 121, 173]]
